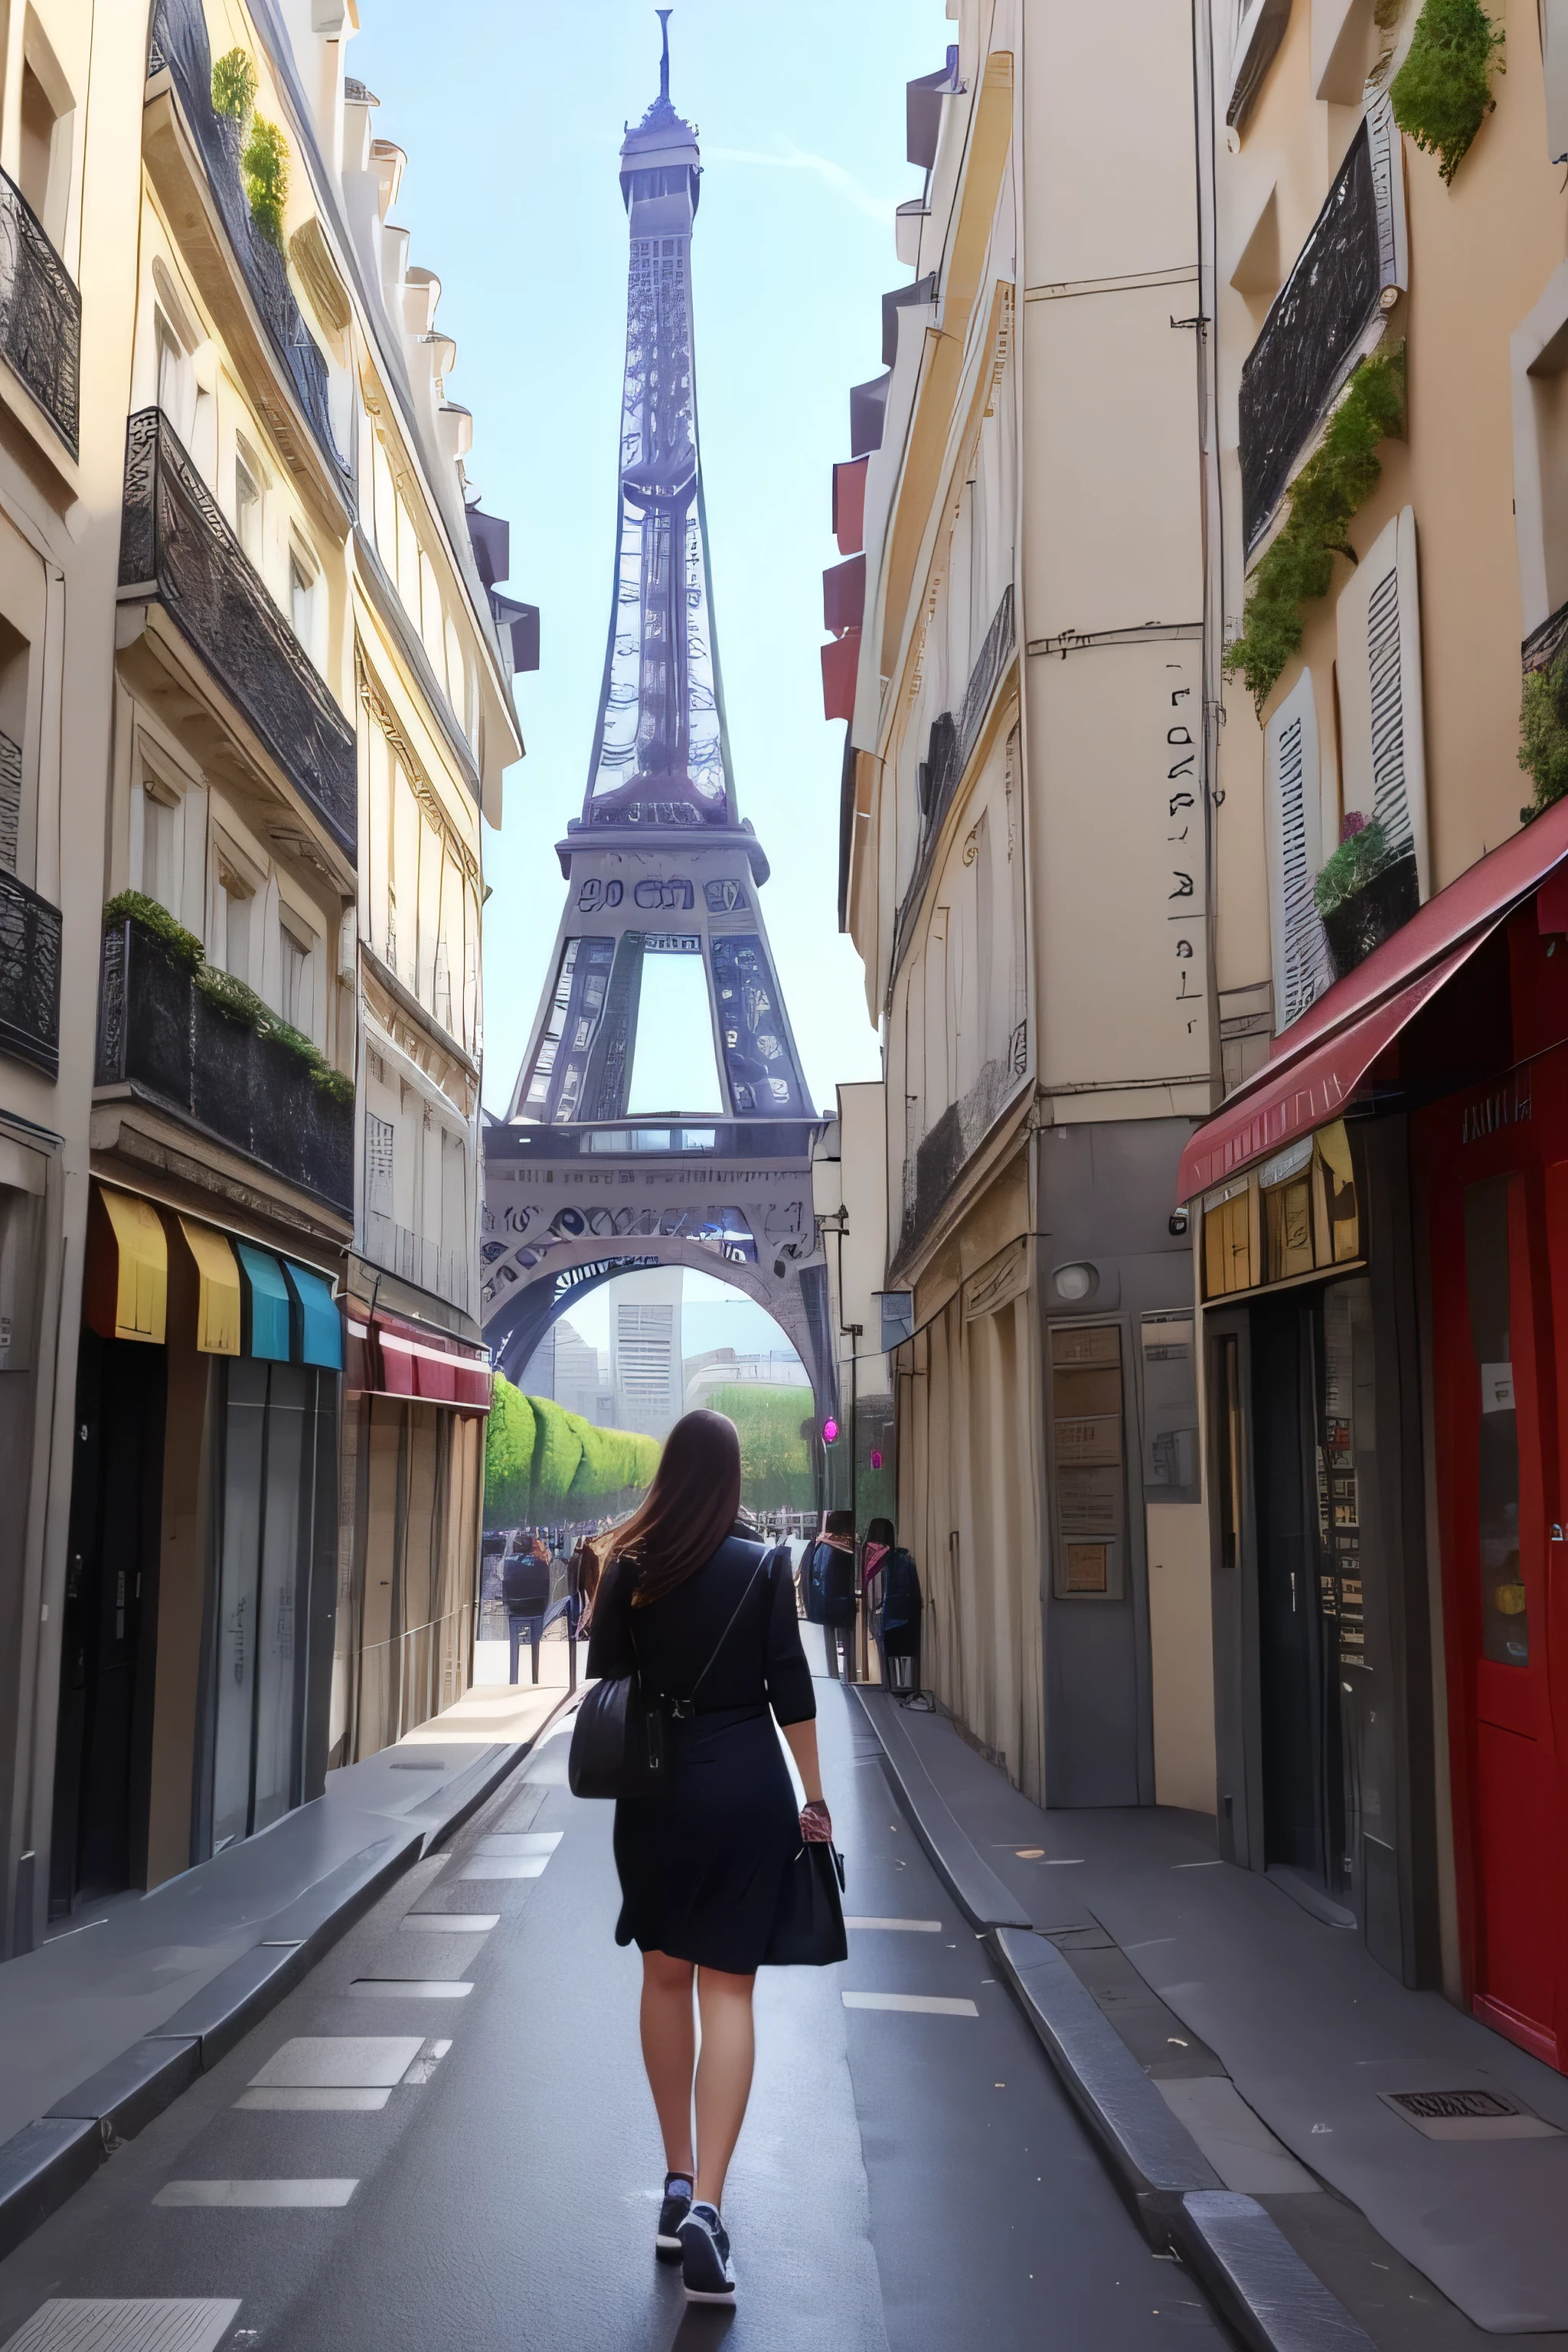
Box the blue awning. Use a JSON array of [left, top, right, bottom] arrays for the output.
[[234, 1242, 292, 1362], [283, 1259, 343, 1370]]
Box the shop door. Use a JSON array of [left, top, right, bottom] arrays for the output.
[[1457, 1174, 1566, 2062], [49, 1332, 167, 1912]]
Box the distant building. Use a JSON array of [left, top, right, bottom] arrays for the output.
[[553, 1321, 603, 1422], [684, 1348, 809, 1411], [612, 1267, 684, 1439]]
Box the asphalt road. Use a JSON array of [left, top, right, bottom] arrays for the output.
[[0, 1673, 1226, 2350]]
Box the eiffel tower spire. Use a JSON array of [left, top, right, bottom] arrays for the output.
[[582, 8, 733, 831], [506, 14, 812, 1131]]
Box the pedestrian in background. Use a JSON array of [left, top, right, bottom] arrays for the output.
[[804, 1509, 858, 1681], [585, 1410, 831, 2305], [501, 1534, 551, 1686]]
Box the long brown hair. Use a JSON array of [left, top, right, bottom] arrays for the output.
[[612, 1410, 743, 1606]]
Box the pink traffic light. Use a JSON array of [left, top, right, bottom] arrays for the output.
[[822, 1418, 838, 1444]]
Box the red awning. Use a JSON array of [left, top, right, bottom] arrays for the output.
[[346, 1312, 492, 1415], [1178, 798, 1568, 1200], [822, 630, 860, 723]]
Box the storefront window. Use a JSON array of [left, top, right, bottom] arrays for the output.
[[1203, 1180, 1253, 1297], [1261, 1137, 1315, 1284], [1464, 1177, 1528, 1665]]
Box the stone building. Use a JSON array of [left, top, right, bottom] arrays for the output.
[[824, 0, 1214, 1808], [1, 0, 526, 1951], [1178, 0, 1568, 2066]]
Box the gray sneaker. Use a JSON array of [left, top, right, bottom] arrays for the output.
[[657, 2173, 693, 2261], [678, 2201, 736, 2301]]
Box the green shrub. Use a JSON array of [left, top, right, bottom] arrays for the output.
[[530, 1396, 586, 1517], [1314, 815, 1396, 914], [1518, 650, 1568, 823], [484, 1377, 537, 1530], [707, 1382, 815, 1514], [103, 890, 204, 970], [243, 116, 289, 248], [211, 47, 257, 124], [1223, 345, 1406, 712], [194, 966, 351, 1102], [1390, 0, 1504, 184]]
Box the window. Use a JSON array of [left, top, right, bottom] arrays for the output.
[[366, 1111, 394, 1220], [0, 616, 28, 879], [289, 549, 317, 654], [215, 857, 253, 984], [235, 444, 263, 566], [279, 915, 314, 1034], [155, 311, 195, 443], [140, 776, 180, 913], [18, 35, 73, 252]]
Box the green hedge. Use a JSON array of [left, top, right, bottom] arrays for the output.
[[483, 1376, 659, 1530], [707, 1383, 815, 1514]]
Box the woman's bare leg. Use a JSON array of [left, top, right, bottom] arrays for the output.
[[694, 1967, 756, 2208], [640, 1949, 696, 2177]]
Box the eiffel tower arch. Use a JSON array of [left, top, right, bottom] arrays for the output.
[[482, 15, 834, 1432]]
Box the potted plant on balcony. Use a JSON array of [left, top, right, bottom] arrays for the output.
[[1313, 813, 1420, 978]]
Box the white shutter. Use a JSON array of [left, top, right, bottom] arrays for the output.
[[1335, 507, 1429, 898], [1264, 671, 1329, 1032], [1544, 0, 1568, 164]]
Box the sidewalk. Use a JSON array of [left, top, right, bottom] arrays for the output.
[[0, 1672, 564, 2257], [855, 1687, 1568, 2343]]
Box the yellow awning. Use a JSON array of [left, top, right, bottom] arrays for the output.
[[90, 1184, 167, 1344], [178, 1217, 241, 1355]]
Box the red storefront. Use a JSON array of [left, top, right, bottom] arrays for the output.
[[1181, 801, 1568, 2071]]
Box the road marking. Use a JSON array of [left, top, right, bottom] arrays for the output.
[[472, 1831, 562, 1856], [843, 1916, 942, 1932], [236, 2089, 390, 2112], [0, 2303, 242, 2352], [400, 2038, 452, 2085], [346, 1979, 472, 1998], [400, 1913, 499, 1932], [248, 2038, 423, 2089], [153, 2181, 357, 2208], [841, 1992, 979, 2017], [460, 1857, 547, 1880], [1173, 1859, 1224, 1869]]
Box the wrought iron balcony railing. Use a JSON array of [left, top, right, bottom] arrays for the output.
[[96, 916, 353, 1214], [0, 165, 80, 457], [119, 408, 356, 860], [0, 866, 62, 1080], [1239, 93, 1404, 557], [149, 0, 351, 501]]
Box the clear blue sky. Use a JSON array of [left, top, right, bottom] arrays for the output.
[[348, 0, 946, 1116]]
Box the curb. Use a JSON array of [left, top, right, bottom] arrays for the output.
[[850, 1687, 1376, 2352], [0, 1704, 566, 2266]]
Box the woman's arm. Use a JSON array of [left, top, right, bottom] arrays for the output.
[[780, 1717, 824, 1807]]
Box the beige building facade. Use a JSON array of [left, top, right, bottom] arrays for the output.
[[825, 0, 1215, 1809], [1184, 0, 1568, 2064], [0, 0, 523, 1954]]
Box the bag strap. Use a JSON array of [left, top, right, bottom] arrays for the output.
[[680, 1547, 769, 1713]]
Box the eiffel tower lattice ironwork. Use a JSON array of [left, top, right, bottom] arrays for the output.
[[482, 15, 831, 1413]]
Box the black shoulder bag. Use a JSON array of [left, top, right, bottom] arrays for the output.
[[568, 1548, 766, 1801]]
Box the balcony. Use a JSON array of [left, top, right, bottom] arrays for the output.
[[96, 916, 352, 1215], [0, 867, 62, 1079], [0, 165, 80, 458], [149, 0, 350, 509], [1239, 94, 1404, 557], [119, 408, 356, 861]]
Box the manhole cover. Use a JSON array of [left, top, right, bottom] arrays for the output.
[[1380, 2087, 1562, 2140]]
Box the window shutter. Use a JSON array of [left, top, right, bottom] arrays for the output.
[[1334, 507, 1429, 897], [1544, 0, 1568, 164], [1264, 671, 1329, 1031]]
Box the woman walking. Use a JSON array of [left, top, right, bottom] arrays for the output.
[[584, 1410, 831, 2305]]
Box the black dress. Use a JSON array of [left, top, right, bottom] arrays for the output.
[[585, 1537, 816, 1973]]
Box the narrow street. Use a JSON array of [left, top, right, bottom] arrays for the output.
[[0, 1662, 1221, 2350]]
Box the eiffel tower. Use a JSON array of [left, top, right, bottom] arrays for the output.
[[482, 14, 831, 1411]]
